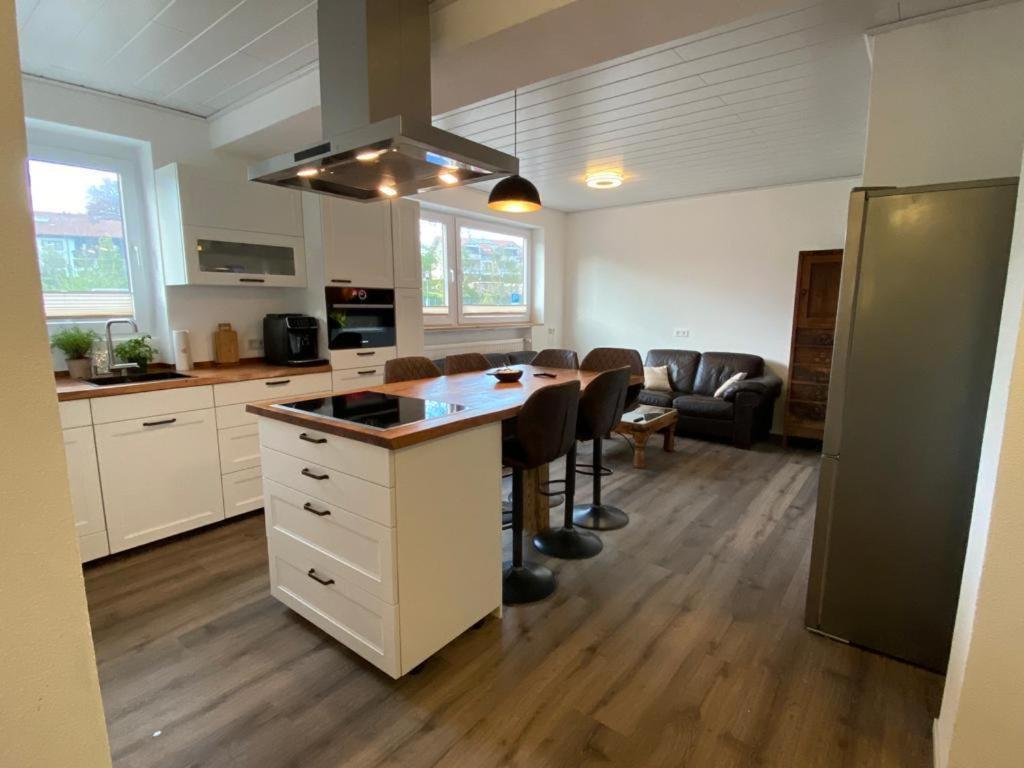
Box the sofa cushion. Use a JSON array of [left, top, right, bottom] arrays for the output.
[[643, 365, 672, 392], [637, 389, 674, 408], [645, 349, 700, 393], [693, 352, 765, 396], [672, 394, 734, 420]]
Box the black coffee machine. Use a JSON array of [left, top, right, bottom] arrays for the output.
[[263, 314, 326, 366]]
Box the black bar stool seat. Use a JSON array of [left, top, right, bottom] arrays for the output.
[[501, 380, 580, 604]]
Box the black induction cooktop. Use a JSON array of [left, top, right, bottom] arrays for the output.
[[278, 392, 466, 430]]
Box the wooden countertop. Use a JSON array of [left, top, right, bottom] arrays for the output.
[[246, 365, 642, 450], [55, 360, 332, 401]]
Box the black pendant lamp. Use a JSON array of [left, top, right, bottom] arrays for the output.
[[488, 90, 541, 213]]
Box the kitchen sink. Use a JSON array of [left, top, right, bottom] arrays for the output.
[[85, 371, 194, 386]]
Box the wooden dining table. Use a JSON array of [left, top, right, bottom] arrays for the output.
[[249, 363, 643, 533]]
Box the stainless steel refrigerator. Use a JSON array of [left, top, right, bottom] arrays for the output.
[[805, 178, 1018, 672]]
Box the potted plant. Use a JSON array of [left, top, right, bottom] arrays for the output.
[[113, 335, 158, 373], [51, 326, 100, 379]]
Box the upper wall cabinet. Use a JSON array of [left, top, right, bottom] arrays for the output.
[[157, 163, 307, 288], [305, 194, 394, 289]]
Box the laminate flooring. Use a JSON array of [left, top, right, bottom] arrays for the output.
[[84, 437, 942, 768]]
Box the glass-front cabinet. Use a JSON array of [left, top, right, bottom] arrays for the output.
[[180, 226, 306, 287], [157, 162, 307, 288]]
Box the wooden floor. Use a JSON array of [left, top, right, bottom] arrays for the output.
[[85, 437, 942, 768]]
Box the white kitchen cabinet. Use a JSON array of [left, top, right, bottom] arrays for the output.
[[391, 199, 421, 289], [96, 409, 224, 553], [222, 466, 264, 518], [306, 194, 394, 288], [62, 426, 109, 562], [157, 163, 306, 287], [395, 287, 425, 357], [332, 367, 385, 390]]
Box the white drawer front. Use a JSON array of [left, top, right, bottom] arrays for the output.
[[215, 403, 255, 429], [330, 347, 395, 371], [261, 447, 394, 527], [332, 367, 384, 390], [223, 467, 264, 518], [270, 540, 399, 677], [258, 418, 393, 487], [265, 479, 396, 603], [90, 385, 214, 424], [213, 372, 331, 407], [218, 423, 261, 473], [59, 400, 92, 429]]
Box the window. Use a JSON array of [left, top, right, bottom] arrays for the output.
[[420, 210, 531, 326], [26, 124, 152, 331], [29, 159, 135, 319]]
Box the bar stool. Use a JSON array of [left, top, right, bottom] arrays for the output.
[[445, 353, 492, 375], [384, 356, 441, 384], [502, 380, 580, 604], [572, 363, 631, 531], [535, 367, 629, 554]]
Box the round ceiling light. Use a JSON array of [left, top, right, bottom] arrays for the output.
[[586, 170, 623, 189]]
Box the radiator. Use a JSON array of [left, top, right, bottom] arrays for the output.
[[424, 338, 527, 359]]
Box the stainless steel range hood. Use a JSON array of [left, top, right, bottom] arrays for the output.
[[248, 0, 517, 202]]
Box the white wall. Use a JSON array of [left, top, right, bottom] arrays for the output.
[[21, 76, 304, 364], [415, 185, 567, 351], [563, 177, 856, 429], [0, 4, 111, 763], [863, 1, 1024, 187]]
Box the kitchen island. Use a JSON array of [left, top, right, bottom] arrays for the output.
[[247, 365, 627, 677]]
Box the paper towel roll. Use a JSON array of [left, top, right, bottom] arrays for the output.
[[173, 330, 193, 371]]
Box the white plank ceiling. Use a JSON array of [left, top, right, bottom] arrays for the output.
[[15, 0, 989, 210], [435, 4, 876, 209]]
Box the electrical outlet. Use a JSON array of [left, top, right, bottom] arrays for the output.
[[248, 338, 263, 351], [547, 327, 556, 336], [673, 328, 691, 338]]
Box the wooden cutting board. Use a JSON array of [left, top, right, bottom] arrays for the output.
[[214, 323, 240, 365]]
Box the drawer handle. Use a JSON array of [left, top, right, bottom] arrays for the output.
[[299, 432, 327, 444], [303, 502, 331, 517], [265, 379, 291, 386], [331, 278, 352, 284], [142, 418, 177, 427], [239, 277, 266, 283], [357, 369, 378, 375], [301, 468, 329, 480], [356, 351, 375, 357], [307, 568, 335, 586]]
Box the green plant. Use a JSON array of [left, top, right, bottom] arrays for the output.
[[50, 327, 99, 359], [114, 335, 158, 366]]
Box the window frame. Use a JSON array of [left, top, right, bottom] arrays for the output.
[[419, 209, 532, 328], [26, 129, 155, 336]]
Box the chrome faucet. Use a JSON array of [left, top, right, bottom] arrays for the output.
[[106, 319, 140, 375]]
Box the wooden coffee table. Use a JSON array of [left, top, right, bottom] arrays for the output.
[[614, 405, 678, 468]]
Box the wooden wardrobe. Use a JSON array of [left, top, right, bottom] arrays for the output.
[[783, 249, 843, 443]]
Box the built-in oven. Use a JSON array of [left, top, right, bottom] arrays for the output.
[[325, 286, 396, 350]]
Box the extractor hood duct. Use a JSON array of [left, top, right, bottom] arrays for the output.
[[248, 0, 518, 202]]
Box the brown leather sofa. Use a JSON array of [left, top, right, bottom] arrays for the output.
[[637, 350, 782, 448]]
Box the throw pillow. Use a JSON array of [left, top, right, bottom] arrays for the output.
[[644, 365, 672, 392], [714, 371, 747, 399]]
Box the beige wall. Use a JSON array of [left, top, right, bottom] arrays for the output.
[[863, 1, 1024, 186], [563, 177, 856, 431], [934, 153, 1024, 768], [0, 2, 111, 766]]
